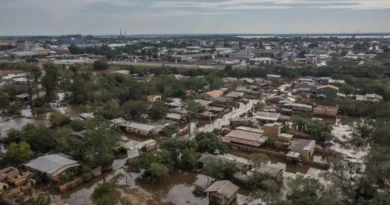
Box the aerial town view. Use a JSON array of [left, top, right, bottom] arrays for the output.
[[0, 1, 390, 205]]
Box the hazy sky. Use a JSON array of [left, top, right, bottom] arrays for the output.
[[1, 0, 390, 35]]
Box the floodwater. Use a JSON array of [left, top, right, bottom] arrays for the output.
[[49, 168, 250, 205], [0, 115, 51, 137]]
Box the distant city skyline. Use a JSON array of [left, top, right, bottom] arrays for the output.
[[1, 0, 390, 35]]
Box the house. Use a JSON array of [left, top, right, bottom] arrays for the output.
[[288, 139, 316, 161], [254, 78, 271, 87], [147, 95, 162, 103], [313, 106, 338, 117], [286, 151, 301, 163], [194, 99, 214, 108], [222, 130, 268, 151], [249, 57, 275, 65], [230, 118, 259, 128], [296, 77, 315, 84], [263, 122, 293, 142], [316, 85, 339, 99], [205, 180, 239, 205], [256, 164, 284, 182], [165, 98, 183, 108], [225, 91, 245, 100], [221, 77, 238, 84], [235, 126, 264, 134], [238, 78, 255, 85], [200, 90, 224, 101], [25, 154, 80, 181], [356, 93, 383, 103], [165, 113, 186, 123], [253, 112, 280, 123], [290, 103, 313, 112], [123, 122, 157, 137], [266, 74, 281, 84]]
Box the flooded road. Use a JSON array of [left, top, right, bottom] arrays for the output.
[[0, 116, 51, 137]]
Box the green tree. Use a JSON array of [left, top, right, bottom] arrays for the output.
[[4, 141, 34, 166], [148, 100, 167, 121], [204, 159, 238, 180], [144, 162, 169, 183], [33, 194, 50, 205], [41, 62, 60, 102], [195, 132, 226, 154], [83, 116, 120, 166], [91, 183, 116, 205], [123, 100, 147, 120], [180, 148, 198, 170], [185, 100, 204, 136], [249, 153, 269, 168], [93, 59, 109, 70]]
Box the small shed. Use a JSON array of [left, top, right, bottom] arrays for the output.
[[286, 151, 300, 163], [205, 180, 239, 205]]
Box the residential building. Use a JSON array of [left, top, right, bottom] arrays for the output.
[[222, 130, 268, 151], [253, 112, 280, 123], [16, 40, 29, 51], [249, 57, 275, 65], [266, 74, 281, 83], [316, 85, 339, 99], [199, 90, 224, 101], [230, 118, 259, 128], [235, 126, 264, 134], [313, 106, 338, 117], [147, 95, 162, 103], [225, 91, 245, 100], [263, 123, 281, 138], [25, 154, 80, 181], [165, 113, 186, 123], [238, 78, 255, 84], [205, 180, 239, 205], [288, 140, 316, 161], [356, 93, 383, 103]]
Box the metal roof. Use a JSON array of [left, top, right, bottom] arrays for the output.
[[128, 122, 156, 132], [205, 180, 239, 198], [25, 154, 79, 175], [288, 139, 315, 151]]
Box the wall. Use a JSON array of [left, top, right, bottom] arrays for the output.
[[263, 124, 281, 139]]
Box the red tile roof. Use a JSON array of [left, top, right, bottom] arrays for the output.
[[204, 90, 223, 98]]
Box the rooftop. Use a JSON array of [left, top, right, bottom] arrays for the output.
[[254, 112, 281, 121], [225, 91, 245, 98], [25, 154, 79, 176], [288, 139, 316, 151], [205, 180, 239, 198]]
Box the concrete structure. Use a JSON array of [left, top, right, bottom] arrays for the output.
[[263, 122, 281, 138], [313, 106, 338, 117], [16, 40, 29, 51], [254, 112, 280, 123], [356, 93, 383, 103], [249, 57, 275, 65], [147, 95, 162, 103], [288, 139, 316, 161], [222, 130, 268, 149], [25, 154, 80, 181], [205, 180, 239, 205], [266, 74, 281, 83]]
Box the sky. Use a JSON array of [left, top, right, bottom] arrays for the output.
[[1, 0, 390, 35]]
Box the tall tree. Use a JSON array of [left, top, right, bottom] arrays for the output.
[[41, 62, 60, 102], [148, 100, 167, 121], [83, 116, 120, 166]]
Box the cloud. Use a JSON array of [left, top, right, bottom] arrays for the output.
[[151, 0, 390, 10]]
